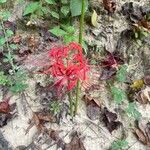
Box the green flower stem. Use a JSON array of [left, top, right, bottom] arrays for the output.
[[79, 0, 85, 44], [68, 91, 73, 118], [75, 0, 85, 116]]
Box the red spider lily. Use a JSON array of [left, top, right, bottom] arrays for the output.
[[43, 42, 89, 95]]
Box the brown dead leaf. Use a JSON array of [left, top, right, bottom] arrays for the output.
[[101, 107, 122, 132], [144, 75, 150, 85], [27, 34, 39, 51], [64, 132, 86, 150], [82, 95, 101, 107], [26, 111, 56, 134], [12, 35, 22, 43], [134, 121, 150, 145], [103, 0, 116, 13], [134, 127, 148, 145], [82, 95, 101, 120], [0, 97, 10, 113], [133, 18, 150, 33], [137, 86, 150, 104], [138, 18, 150, 29]]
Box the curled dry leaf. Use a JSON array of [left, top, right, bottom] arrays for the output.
[[103, 0, 116, 13], [137, 86, 150, 104], [134, 121, 150, 145], [134, 127, 148, 145], [130, 79, 144, 90], [91, 10, 98, 27], [144, 75, 150, 85], [82, 95, 101, 107]]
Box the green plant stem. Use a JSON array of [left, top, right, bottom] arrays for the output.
[[68, 91, 73, 118], [74, 0, 85, 116], [1, 21, 16, 74], [79, 0, 85, 44]]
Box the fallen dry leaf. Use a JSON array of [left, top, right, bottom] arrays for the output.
[[137, 91, 149, 104], [0, 97, 12, 113], [0, 113, 11, 127], [82, 95, 101, 120], [26, 111, 56, 134], [145, 123, 150, 141], [101, 107, 122, 132], [133, 17, 150, 33], [12, 35, 22, 43], [134, 127, 148, 145], [103, 0, 116, 13], [64, 132, 86, 150], [82, 95, 101, 107], [133, 120, 150, 145], [137, 86, 150, 104], [91, 10, 98, 27], [144, 75, 150, 85], [130, 79, 144, 90]]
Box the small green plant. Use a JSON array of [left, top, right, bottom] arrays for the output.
[[23, 0, 71, 23], [125, 102, 141, 120], [116, 65, 128, 83], [0, 0, 28, 94], [49, 101, 61, 116], [0, 71, 8, 85], [49, 25, 78, 44], [111, 139, 128, 150], [111, 86, 127, 104]]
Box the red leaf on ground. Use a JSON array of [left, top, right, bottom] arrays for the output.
[[103, 0, 116, 13], [0, 97, 10, 113]]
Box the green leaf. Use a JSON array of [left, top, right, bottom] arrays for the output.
[[111, 139, 128, 150], [64, 34, 77, 44], [9, 44, 18, 50], [111, 87, 127, 104], [45, 0, 56, 4], [10, 82, 28, 93], [70, 0, 88, 17], [61, 6, 70, 16], [50, 10, 59, 19], [61, 0, 68, 4], [49, 27, 67, 37], [0, 0, 7, 4], [0, 11, 11, 21], [116, 65, 128, 82], [6, 29, 14, 37], [0, 37, 5, 46], [91, 10, 98, 27], [23, 2, 40, 16], [61, 25, 75, 34], [0, 71, 8, 85], [126, 103, 141, 120]]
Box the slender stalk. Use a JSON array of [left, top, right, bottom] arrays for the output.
[[74, 0, 85, 115], [68, 91, 73, 118], [1, 21, 16, 74], [79, 0, 85, 44]]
